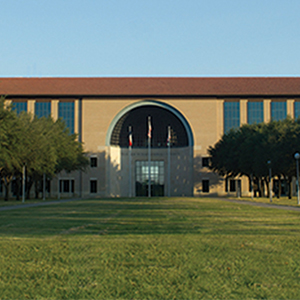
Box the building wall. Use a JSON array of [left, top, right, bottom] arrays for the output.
[[7, 95, 299, 198], [81, 98, 196, 197], [107, 146, 193, 197]]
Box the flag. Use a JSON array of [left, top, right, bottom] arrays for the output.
[[148, 117, 152, 139], [129, 128, 133, 147], [147, 117, 151, 198], [167, 126, 171, 146]]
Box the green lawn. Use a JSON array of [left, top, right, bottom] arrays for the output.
[[0, 197, 299, 299], [227, 195, 300, 207]]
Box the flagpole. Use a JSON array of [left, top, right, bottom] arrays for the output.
[[167, 126, 171, 197], [129, 126, 132, 198], [148, 116, 151, 198]]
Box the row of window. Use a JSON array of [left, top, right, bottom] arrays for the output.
[[224, 101, 300, 133], [93, 156, 210, 172], [12, 101, 75, 134], [90, 156, 210, 170], [201, 179, 241, 193], [60, 179, 97, 194], [0, 179, 97, 195], [13, 100, 295, 136]]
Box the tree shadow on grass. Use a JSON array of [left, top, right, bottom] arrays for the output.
[[0, 198, 299, 237]]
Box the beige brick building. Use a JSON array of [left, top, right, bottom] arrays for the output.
[[1, 77, 300, 198]]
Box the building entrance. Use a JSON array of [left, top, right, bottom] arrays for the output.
[[135, 161, 164, 196], [108, 101, 194, 197]]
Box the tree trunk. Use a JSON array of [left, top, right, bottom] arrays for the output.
[[253, 177, 258, 197], [26, 177, 34, 199], [248, 175, 253, 200], [277, 177, 281, 199], [258, 178, 262, 197], [35, 180, 39, 199], [4, 182, 9, 201], [287, 176, 292, 199], [3, 177, 11, 201], [15, 173, 23, 201], [262, 178, 266, 197], [266, 179, 270, 198], [15, 176, 20, 201]]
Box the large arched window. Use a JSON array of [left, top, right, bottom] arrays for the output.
[[110, 105, 189, 148]]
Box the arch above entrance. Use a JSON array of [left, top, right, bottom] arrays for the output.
[[106, 100, 194, 147]]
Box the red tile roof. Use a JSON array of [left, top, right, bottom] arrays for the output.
[[0, 77, 300, 97]]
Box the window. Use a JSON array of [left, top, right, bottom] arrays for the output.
[[226, 179, 241, 193], [35, 102, 51, 118], [62, 180, 69, 193], [229, 179, 236, 192], [202, 157, 210, 168], [110, 105, 188, 148], [90, 180, 97, 193], [294, 102, 300, 120], [90, 157, 97, 168], [136, 161, 164, 186], [135, 161, 164, 196], [248, 101, 263, 124], [60, 180, 74, 193], [271, 101, 286, 121], [224, 102, 240, 133], [59, 101, 75, 134], [12, 102, 27, 115], [202, 180, 209, 193]]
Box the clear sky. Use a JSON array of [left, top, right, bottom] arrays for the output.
[[1, 0, 300, 77]]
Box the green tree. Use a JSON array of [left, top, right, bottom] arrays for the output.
[[16, 115, 57, 199], [0, 97, 88, 200], [208, 119, 300, 198], [24, 117, 89, 199], [0, 98, 25, 200]]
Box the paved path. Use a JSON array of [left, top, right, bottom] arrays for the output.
[[0, 197, 299, 212]]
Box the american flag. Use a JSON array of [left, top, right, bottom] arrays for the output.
[[148, 117, 152, 139]]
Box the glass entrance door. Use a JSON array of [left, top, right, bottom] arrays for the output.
[[135, 161, 164, 196]]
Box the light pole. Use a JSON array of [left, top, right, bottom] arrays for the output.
[[267, 160, 272, 203], [294, 153, 300, 205]]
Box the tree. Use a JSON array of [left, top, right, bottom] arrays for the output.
[[0, 98, 25, 200], [208, 119, 300, 198], [0, 97, 88, 200], [23, 116, 89, 199]]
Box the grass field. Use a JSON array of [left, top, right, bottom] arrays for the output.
[[0, 197, 299, 299], [228, 195, 300, 207]]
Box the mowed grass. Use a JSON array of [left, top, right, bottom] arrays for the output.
[[0, 198, 299, 299], [227, 195, 300, 207]]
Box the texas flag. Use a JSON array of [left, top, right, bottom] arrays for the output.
[[129, 130, 133, 147]]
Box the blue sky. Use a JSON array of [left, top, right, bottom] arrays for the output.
[[1, 0, 300, 77]]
